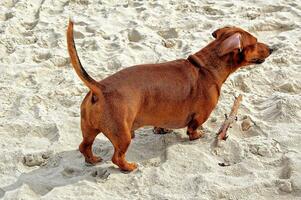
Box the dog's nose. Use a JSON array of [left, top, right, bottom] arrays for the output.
[[269, 47, 274, 54]]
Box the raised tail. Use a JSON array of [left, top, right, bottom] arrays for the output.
[[66, 18, 102, 96]]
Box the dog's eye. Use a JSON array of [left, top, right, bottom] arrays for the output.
[[91, 94, 98, 103], [238, 51, 244, 59]]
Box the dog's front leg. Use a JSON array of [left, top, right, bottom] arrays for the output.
[[187, 114, 205, 140]]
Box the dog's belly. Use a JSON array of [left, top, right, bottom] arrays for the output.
[[133, 107, 194, 130], [133, 117, 189, 130]]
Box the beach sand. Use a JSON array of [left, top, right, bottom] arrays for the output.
[[0, 0, 300, 199]]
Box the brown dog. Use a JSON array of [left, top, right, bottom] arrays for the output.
[[67, 20, 272, 171]]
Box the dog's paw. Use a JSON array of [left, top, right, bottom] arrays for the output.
[[188, 131, 204, 141], [122, 162, 138, 172], [116, 161, 138, 172], [85, 156, 102, 165]]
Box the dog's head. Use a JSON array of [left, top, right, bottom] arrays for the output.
[[211, 26, 272, 69]]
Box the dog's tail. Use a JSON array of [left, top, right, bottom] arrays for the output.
[[66, 18, 102, 97]]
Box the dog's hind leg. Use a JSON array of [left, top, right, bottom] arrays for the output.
[[79, 122, 102, 164], [105, 125, 137, 171]]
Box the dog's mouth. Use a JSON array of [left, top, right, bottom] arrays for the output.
[[252, 59, 265, 64]]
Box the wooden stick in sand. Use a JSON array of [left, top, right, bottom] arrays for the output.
[[216, 94, 243, 141]]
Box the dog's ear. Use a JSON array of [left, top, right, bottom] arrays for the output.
[[212, 27, 231, 39], [218, 33, 242, 56], [242, 32, 257, 48], [212, 28, 222, 39]]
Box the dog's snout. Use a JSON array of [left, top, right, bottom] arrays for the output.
[[269, 47, 274, 54], [212, 32, 217, 38], [268, 44, 279, 54]]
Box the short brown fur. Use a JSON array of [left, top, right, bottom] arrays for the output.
[[67, 22, 272, 171]]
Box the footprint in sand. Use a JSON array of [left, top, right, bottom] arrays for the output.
[[33, 50, 52, 63], [50, 56, 69, 67], [279, 153, 301, 193], [250, 21, 296, 32], [1, 0, 19, 8], [37, 30, 59, 48], [32, 122, 60, 142], [248, 140, 281, 157], [128, 1, 143, 8], [23, 151, 52, 167], [128, 29, 144, 42], [213, 138, 247, 165], [202, 5, 224, 16], [73, 30, 85, 39], [231, 74, 251, 93], [157, 28, 178, 40], [277, 82, 297, 93], [241, 7, 261, 20], [90, 168, 110, 179], [261, 5, 286, 13], [61, 166, 83, 177], [81, 38, 99, 51], [19, 0, 45, 30], [0, 9, 14, 21], [250, 8, 296, 33], [253, 94, 300, 122], [278, 181, 293, 193]]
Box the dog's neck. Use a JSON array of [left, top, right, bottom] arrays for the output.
[[191, 50, 236, 87]]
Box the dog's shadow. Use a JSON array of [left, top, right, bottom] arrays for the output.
[[0, 128, 188, 197]]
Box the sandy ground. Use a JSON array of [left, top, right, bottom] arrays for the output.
[[0, 0, 301, 199]]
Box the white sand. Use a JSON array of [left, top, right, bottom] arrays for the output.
[[0, 0, 301, 199]]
